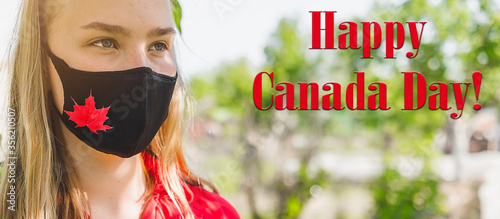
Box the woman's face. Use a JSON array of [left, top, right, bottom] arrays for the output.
[[47, 0, 177, 111]]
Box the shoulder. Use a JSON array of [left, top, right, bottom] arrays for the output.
[[186, 184, 241, 219], [141, 151, 240, 218]]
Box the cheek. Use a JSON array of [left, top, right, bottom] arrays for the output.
[[48, 60, 65, 113], [156, 53, 177, 77]]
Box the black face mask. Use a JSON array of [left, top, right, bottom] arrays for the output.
[[47, 50, 177, 158]]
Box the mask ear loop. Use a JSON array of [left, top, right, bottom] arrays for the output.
[[47, 91, 66, 120], [43, 42, 64, 121], [41, 42, 66, 70], [47, 91, 88, 146], [42, 44, 67, 70], [43, 42, 59, 115], [144, 147, 158, 158], [41, 42, 52, 58]]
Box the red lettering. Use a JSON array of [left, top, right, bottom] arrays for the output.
[[253, 72, 274, 110], [322, 82, 344, 110], [368, 83, 390, 110], [339, 22, 360, 49], [402, 72, 427, 110], [362, 22, 382, 58], [299, 82, 320, 110], [385, 22, 405, 58], [276, 82, 297, 110], [406, 22, 426, 58], [346, 72, 366, 110], [450, 83, 471, 119], [310, 11, 337, 49], [428, 82, 451, 110]]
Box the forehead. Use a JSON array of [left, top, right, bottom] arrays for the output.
[[52, 0, 173, 33]]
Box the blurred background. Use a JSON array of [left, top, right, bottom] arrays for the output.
[[2, 0, 500, 218]]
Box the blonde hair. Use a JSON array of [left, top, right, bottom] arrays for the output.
[[0, 0, 215, 218]]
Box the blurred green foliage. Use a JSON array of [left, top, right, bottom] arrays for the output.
[[171, 0, 183, 33], [188, 0, 499, 218], [371, 168, 444, 219]]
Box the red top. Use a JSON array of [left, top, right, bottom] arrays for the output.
[[140, 151, 241, 219], [71, 152, 240, 219]]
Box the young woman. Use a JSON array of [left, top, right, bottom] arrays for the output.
[[0, 0, 240, 218]]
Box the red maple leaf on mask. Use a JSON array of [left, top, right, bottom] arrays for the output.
[[64, 92, 113, 134]]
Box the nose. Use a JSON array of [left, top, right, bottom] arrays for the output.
[[124, 48, 148, 69]]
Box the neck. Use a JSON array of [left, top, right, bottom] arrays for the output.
[[62, 123, 147, 208]]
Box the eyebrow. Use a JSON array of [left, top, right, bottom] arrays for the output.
[[148, 27, 176, 38], [80, 22, 176, 38], [81, 22, 131, 36]]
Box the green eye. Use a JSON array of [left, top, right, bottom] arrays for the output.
[[93, 39, 115, 49], [150, 43, 167, 51], [101, 39, 113, 48]]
